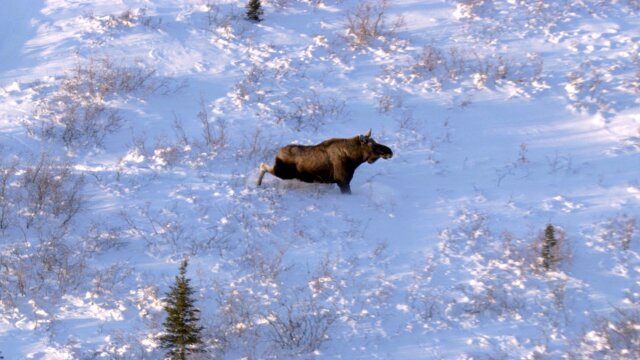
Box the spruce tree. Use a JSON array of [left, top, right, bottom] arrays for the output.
[[541, 224, 557, 271], [160, 259, 204, 360], [246, 0, 264, 22]]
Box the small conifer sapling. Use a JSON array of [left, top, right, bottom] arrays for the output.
[[160, 259, 204, 360], [246, 0, 264, 22], [541, 224, 558, 271]]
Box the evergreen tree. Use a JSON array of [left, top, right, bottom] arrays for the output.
[[541, 224, 557, 271], [246, 0, 264, 22], [160, 259, 204, 360]]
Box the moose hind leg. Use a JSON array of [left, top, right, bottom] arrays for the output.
[[257, 163, 274, 186]]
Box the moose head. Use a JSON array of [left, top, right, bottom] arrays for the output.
[[359, 129, 393, 164]]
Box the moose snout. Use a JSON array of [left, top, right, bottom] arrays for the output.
[[375, 144, 393, 160]]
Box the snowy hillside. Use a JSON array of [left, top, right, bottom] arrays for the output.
[[1, 0, 639, 358]]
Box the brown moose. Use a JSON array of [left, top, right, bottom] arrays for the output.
[[257, 129, 393, 194]]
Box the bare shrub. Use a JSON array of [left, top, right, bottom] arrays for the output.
[[264, 255, 343, 355], [198, 97, 227, 153], [597, 214, 637, 251], [344, 0, 404, 49], [266, 291, 337, 355], [495, 143, 534, 186], [577, 307, 640, 359], [268, 0, 342, 8], [118, 117, 192, 172], [204, 3, 248, 40], [236, 127, 272, 162], [546, 151, 574, 175], [209, 278, 263, 357], [36, 233, 89, 293], [389, 108, 430, 149], [0, 153, 19, 232], [84, 223, 127, 254], [565, 62, 611, 115], [0, 230, 90, 307], [452, 0, 633, 39], [410, 45, 447, 86], [273, 91, 347, 132], [452, 0, 492, 19], [211, 276, 339, 357], [444, 47, 468, 82], [148, 140, 182, 169], [18, 153, 84, 230], [207, 244, 371, 358], [409, 211, 560, 331], [135, 203, 190, 252], [266, 0, 292, 8], [517, 143, 530, 166], [30, 57, 166, 148], [171, 113, 191, 149], [629, 47, 640, 94], [407, 258, 452, 327], [376, 93, 403, 113], [98, 8, 140, 29], [120, 202, 232, 256], [84, 7, 162, 34], [228, 64, 267, 108], [628, 0, 640, 11], [204, 2, 222, 27], [381, 43, 544, 98], [425, 46, 540, 87], [78, 330, 164, 360], [0, 151, 89, 308]]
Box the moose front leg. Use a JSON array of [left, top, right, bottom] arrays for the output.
[[334, 166, 354, 194], [337, 182, 351, 194]]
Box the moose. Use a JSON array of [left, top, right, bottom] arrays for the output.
[[257, 129, 393, 194]]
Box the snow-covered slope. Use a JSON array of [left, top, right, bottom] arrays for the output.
[[1, 0, 639, 358]]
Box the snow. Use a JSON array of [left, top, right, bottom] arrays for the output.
[[1, 0, 639, 359]]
